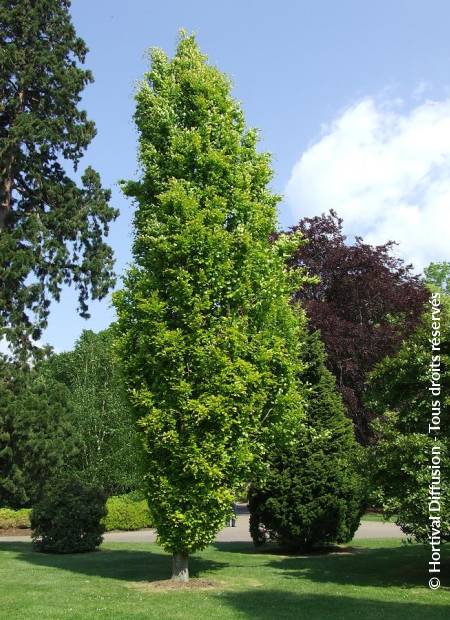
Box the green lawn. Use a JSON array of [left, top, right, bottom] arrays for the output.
[[361, 512, 394, 522], [0, 539, 448, 619]]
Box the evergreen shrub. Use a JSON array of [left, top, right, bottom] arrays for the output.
[[249, 332, 366, 550], [31, 478, 107, 553]]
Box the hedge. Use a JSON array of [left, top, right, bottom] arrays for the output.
[[0, 508, 31, 529], [1, 493, 151, 532], [102, 493, 152, 531]]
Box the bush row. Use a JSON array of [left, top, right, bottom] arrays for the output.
[[0, 493, 152, 532], [0, 508, 31, 529]]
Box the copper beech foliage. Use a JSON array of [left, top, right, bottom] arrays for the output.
[[287, 210, 428, 444]]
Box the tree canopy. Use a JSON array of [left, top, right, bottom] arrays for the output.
[[367, 270, 450, 541], [287, 210, 428, 443], [49, 329, 143, 496], [0, 0, 117, 353], [424, 261, 450, 294]]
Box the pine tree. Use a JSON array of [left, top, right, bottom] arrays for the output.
[[114, 34, 307, 581], [0, 0, 117, 352], [0, 355, 76, 508], [249, 331, 366, 551]]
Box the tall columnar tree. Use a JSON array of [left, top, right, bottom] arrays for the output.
[[49, 329, 143, 496], [114, 34, 307, 581], [0, 0, 118, 353], [249, 331, 366, 551], [287, 210, 428, 444]]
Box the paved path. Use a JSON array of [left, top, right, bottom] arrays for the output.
[[0, 514, 403, 544]]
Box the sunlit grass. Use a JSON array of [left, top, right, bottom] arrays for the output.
[[0, 539, 448, 619]]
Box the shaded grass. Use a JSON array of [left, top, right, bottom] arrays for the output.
[[0, 539, 448, 619]]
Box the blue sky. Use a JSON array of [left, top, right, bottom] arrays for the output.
[[41, 0, 450, 351]]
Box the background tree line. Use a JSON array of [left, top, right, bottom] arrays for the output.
[[0, 329, 142, 508]]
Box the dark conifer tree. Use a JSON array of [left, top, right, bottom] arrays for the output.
[[0, 0, 117, 352], [0, 355, 76, 508], [249, 331, 366, 551]]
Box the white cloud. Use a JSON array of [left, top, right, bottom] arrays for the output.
[[285, 96, 450, 272]]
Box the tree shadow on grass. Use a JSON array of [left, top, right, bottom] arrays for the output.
[[220, 589, 450, 620], [0, 541, 228, 583], [266, 544, 450, 590], [213, 541, 450, 590], [213, 541, 358, 556]]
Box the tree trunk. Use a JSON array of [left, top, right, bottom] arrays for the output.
[[0, 169, 13, 231], [172, 552, 189, 582], [0, 204, 7, 232], [1, 90, 23, 232]]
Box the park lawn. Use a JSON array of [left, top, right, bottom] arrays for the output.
[[0, 539, 448, 619], [361, 512, 394, 522]]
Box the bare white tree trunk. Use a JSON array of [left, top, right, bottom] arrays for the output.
[[172, 552, 189, 582]]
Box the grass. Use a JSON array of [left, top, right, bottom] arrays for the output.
[[0, 539, 448, 619], [361, 512, 394, 522]]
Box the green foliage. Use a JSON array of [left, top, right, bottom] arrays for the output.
[[424, 261, 450, 293], [0, 355, 77, 508], [1, 495, 152, 533], [369, 414, 449, 542], [1, 499, 150, 533], [0, 507, 31, 528], [0, 0, 117, 353], [249, 332, 366, 550], [103, 493, 152, 531], [49, 329, 143, 495], [367, 284, 450, 541], [0, 328, 143, 509], [114, 34, 308, 559], [31, 478, 107, 553]]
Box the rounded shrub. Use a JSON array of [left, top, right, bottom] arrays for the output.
[[31, 478, 107, 553], [103, 493, 152, 531], [249, 435, 366, 550]]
